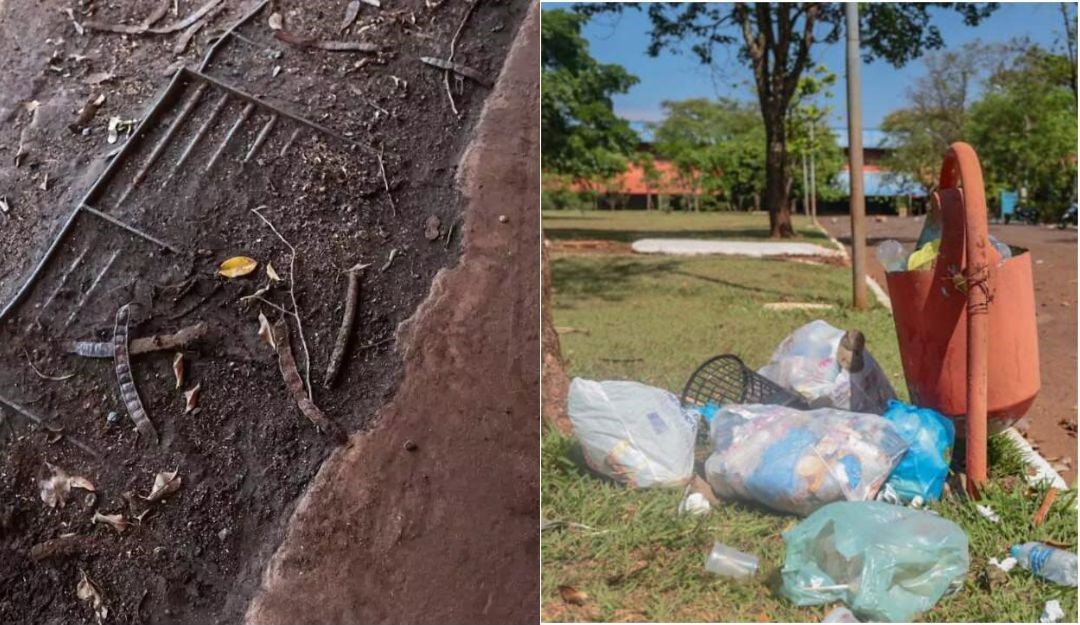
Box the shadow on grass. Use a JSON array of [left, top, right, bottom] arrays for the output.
[[552, 258, 682, 302], [670, 268, 793, 299], [545, 227, 824, 243]]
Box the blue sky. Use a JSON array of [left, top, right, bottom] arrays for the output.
[[543, 2, 1074, 142]]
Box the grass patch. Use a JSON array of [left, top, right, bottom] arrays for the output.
[[542, 210, 829, 244], [543, 252, 1077, 623]]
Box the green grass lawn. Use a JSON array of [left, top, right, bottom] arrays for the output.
[[542, 209, 829, 243], [543, 252, 1077, 623]]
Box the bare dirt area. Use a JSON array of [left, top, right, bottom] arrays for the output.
[[821, 216, 1078, 483], [0, 1, 530, 623]]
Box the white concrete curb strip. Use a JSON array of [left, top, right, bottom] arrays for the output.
[[813, 223, 893, 311], [1002, 427, 1069, 490]]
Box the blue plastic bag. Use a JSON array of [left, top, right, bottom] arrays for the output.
[[880, 400, 954, 503], [781, 501, 969, 622]]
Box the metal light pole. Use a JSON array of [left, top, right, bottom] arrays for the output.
[[845, 2, 868, 310], [809, 121, 818, 224], [801, 151, 810, 216]]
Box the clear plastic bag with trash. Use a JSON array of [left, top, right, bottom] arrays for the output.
[[567, 378, 699, 488], [703, 404, 908, 516], [781, 501, 970, 623], [880, 400, 955, 503], [757, 320, 897, 414]]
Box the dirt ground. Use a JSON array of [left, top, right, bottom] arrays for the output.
[[821, 216, 1078, 483], [0, 1, 531, 623]]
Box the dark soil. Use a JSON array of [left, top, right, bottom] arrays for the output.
[[0, 1, 527, 624]]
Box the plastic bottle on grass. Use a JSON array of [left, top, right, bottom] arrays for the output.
[[1010, 542, 1077, 586], [704, 542, 758, 579], [875, 240, 908, 273]]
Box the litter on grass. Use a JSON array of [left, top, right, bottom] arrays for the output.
[[704, 404, 908, 515], [703, 542, 758, 579], [567, 378, 698, 488], [781, 501, 969, 623], [677, 491, 711, 516], [822, 606, 860, 623], [988, 556, 1017, 572], [1041, 599, 1065, 623], [757, 320, 896, 414], [880, 400, 954, 503]]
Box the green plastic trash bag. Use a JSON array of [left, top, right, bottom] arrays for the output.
[[781, 501, 969, 622]]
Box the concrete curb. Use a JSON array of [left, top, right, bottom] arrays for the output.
[[812, 223, 893, 311]]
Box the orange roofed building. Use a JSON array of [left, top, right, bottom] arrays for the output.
[[543, 159, 704, 210]]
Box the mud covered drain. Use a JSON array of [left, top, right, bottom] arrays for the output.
[[0, 0, 527, 622]]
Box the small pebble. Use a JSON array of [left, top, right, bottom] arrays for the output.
[[498, 215, 509, 223], [106, 411, 120, 426], [404, 440, 418, 452]]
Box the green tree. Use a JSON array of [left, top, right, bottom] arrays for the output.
[[541, 9, 640, 190], [650, 98, 765, 211], [578, 2, 997, 237], [966, 45, 1077, 220]]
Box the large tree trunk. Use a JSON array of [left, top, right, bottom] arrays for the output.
[[541, 244, 572, 435], [764, 122, 795, 238]]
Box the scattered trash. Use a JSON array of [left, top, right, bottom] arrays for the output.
[[324, 263, 371, 388], [877, 232, 1012, 274], [975, 504, 1001, 524], [758, 320, 897, 414], [40, 463, 95, 508], [274, 30, 377, 53], [567, 378, 698, 488], [219, 256, 258, 278], [683, 354, 808, 412], [879, 400, 954, 503], [677, 491, 711, 516], [875, 240, 907, 273], [70, 321, 208, 357], [76, 570, 108, 624], [143, 470, 182, 503], [114, 305, 159, 444], [91, 511, 131, 534], [822, 606, 860, 623], [1033, 488, 1059, 527], [184, 383, 201, 414], [703, 542, 758, 579], [558, 585, 588, 606], [781, 501, 969, 622], [1041, 599, 1065, 623], [172, 353, 184, 389], [988, 556, 1017, 572], [1010, 542, 1077, 586], [704, 404, 908, 515], [906, 239, 940, 271], [107, 117, 121, 144]]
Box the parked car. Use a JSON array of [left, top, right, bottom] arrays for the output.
[[1059, 203, 1077, 229]]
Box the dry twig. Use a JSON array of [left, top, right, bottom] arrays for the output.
[[270, 319, 346, 442], [442, 0, 479, 114], [324, 263, 371, 387], [70, 322, 208, 358]]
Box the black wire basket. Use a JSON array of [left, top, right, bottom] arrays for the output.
[[681, 354, 809, 410]]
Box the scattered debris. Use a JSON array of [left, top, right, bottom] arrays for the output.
[[23, 348, 75, 381], [557, 585, 588, 606], [39, 463, 95, 508], [380, 248, 399, 272], [376, 149, 396, 215], [404, 439, 418, 451], [70, 94, 106, 133], [63, 7, 85, 35], [84, 0, 224, 35], [76, 570, 108, 624], [1033, 488, 1059, 527], [540, 517, 600, 533], [257, 311, 276, 349], [143, 470, 182, 503], [498, 214, 509, 223], [219, 256, 258, 278], [677, 491, 711, 516], [340, 0, 362, 32], [173, 4, 225, 55], [704, 542, 758, 579], [70, 321, 208, 357], [274, 30, 377, 52], [1041, 599, 1064, 623], [0, 196, 8, 214], [424, 215, 442, 240], [30, 534, 85, 562], [114, 304, 160, 444], [976, 504, 1001, 523], [989, 556, 1017, 572], [268, 11, 283, 30], [822, 606, 860, 623], [420, 56, 492, 87], [439, 0, 480, 114], [172, 353, 184, 389], [107, 117, 121, 144], [266, 262, 282, 282], [184, 383, 201, 414], [91, 511, 131, 534], [106, 411, 121, 427], [269, 318, 346, 442], [361, 0, 381, 6], [324, 263, 371, 388]]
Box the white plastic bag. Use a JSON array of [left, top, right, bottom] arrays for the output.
[[567, 378, 698, 488], [704, 404, 908, 515], [758, 320, 897, 414]]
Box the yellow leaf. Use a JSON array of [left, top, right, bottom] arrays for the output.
[[219, 256, 258, 278]]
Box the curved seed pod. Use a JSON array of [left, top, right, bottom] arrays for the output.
[[271, 318, 345, 442], [323, 263, 369, 388], [114, 305, 159, 444]]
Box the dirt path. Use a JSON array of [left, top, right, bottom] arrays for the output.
[[246, 4, 539, 623], [820, 216, 1077, 483], [0, 1, 530, 623]]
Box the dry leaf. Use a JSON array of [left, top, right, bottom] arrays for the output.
[[218, 256, 258, 278], [184, 383, 201, 414], [143, 470, 181, 503], [172, 352, 184, 390], [40, 463, 95, 509], [558, 585, 588, 606], [77, 570, 108, 624], [106, 117, 121, 144], [92, 511, 130, 534], [257, 312, 276, 349], [268, 12, 283, 30], [266, 262, 282, 282]]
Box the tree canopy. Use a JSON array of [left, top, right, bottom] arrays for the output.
[[541, 9, 640, 184]]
